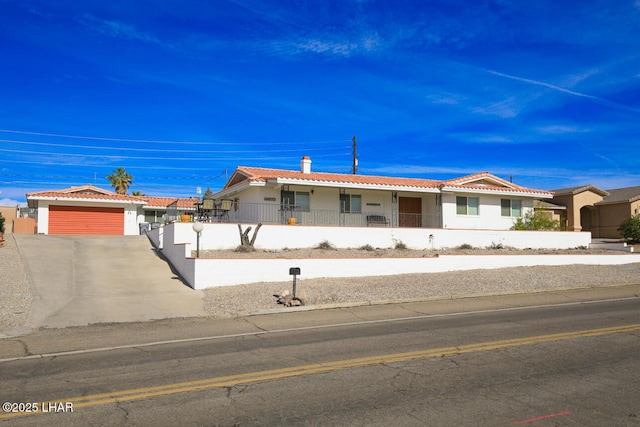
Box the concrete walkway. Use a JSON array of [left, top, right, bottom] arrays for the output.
[[15, 235, 205, 329]]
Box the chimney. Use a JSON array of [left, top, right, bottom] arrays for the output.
[[300, 156, 312, 174]]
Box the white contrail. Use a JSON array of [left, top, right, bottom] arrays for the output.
[[487, 69, 639, 113]]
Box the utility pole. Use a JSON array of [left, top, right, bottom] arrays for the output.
[[352, 135, 358, 174]]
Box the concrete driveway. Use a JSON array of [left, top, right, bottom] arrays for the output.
[[15, 234, 205, 329]]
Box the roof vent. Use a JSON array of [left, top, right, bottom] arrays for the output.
[[300, 156, 311, 174]]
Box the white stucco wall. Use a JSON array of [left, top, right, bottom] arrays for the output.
[[191, 254, 639, 289], [154, 223, 636, 289], [35, 200, 140, 235], [441, 193, 534, 230], [167, 222, 591, 251]]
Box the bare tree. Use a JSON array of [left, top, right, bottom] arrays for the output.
[[236, 223, 262, 251]]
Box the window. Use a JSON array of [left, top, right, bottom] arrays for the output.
[[501, 199, 522, 217], [340, 194, 362, 213], [456, 196, 479, 215], [281, 190, 310, 212]]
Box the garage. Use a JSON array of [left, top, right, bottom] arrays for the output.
[[49, 205, 125, 235]]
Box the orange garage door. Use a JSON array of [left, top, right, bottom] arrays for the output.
[[49, 205, 124, 235]]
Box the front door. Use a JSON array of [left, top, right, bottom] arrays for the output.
[[399, 197, 422, 227]]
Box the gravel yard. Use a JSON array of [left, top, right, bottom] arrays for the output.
[[201, 261, 640, 318], [0, 235, 33, 331]]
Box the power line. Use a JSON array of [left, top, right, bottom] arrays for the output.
[[0, 129, 351, 146], [0, 148, 352, 161], [0, 139, 351, 154]]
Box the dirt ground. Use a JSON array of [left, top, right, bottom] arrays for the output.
[[195, 245, 621, 259]]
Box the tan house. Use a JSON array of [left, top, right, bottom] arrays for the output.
[[551, 185, 640, 238]]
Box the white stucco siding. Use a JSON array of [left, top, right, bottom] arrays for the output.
[[442, 193, 534, 230]]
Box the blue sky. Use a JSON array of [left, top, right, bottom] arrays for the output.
[[1, 0, 639, 206]]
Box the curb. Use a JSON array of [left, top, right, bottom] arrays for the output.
[[248, 283, 639, 316]]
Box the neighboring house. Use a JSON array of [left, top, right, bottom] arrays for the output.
[[211, 156, 553, 230], [0, 205, 18, 234], [533, 200, 568, 230], [551, 185, 640, 238], [26, 185, 198, 235]]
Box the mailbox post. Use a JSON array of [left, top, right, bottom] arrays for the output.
[[289, 267, 301, 299]]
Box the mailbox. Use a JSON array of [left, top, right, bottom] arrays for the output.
[[289, 267, 301, 299]]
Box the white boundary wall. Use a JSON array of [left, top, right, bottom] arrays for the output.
[[191, 254, 640, 289], [143, 223, 640, 290], [163, 222, 593, 251]]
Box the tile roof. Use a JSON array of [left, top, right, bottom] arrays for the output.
[[233, 166, 443, 189], [230, 167, 552, 195], [441, 172, 551, 195], [27, 185, 199, 208], [140, 196, 200, 209], [27, 185, 144, 203]]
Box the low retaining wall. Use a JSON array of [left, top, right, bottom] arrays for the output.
[[190, 254, 639, 289], [148, 223, 621, 290], [161, 222, 592, 251]]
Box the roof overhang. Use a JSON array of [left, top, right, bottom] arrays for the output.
[[264, 177, 441, 193], [440, 186, 553, 199], [26, 195, 147, 205]]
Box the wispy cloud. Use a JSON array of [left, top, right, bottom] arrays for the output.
[[0, 197, 26, 207], [79, 14, 168, 48], [486, 69, 640, 113], [472, 97, 520, 118], [535, 125, 591, 135]]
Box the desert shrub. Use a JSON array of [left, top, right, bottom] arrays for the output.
[[394, 240, 407, 250], [234, 244, 255, 252], [359, 244, 375, 251], [511, 210, 560, 231], [0, 212, 5, 234], [489, 241, 504, 250], [618, 215, 640, 243], [457, 243, 474, 250], [315, 240, 336, 250]]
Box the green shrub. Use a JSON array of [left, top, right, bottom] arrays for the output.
[[359, 244, 375, 251], [618, 215, 640, 243], [511, 210, 560, 231], [0, 212, 5, 234]]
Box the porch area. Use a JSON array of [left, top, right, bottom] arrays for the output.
[[192, 201, 442, 228]]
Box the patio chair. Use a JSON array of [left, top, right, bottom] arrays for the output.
[[199, 199, 215, 222], [218, 199, 232, 222]]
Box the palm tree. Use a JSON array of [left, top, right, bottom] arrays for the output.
[[131, 190, 145, 196], [106, 167, 133, 194]]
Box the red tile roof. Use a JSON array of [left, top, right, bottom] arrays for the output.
[[140, 196, 200, 209], [442, 172, 551, 195], [27, 185, 199, 208], [27, 185, 144, 203], [229, 167, 552, 196], [233, 166, 443, 189]]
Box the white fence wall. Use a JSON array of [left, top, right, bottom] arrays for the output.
[[191, 254, 640, 289], [149, 223, 614, 289], [166, 222, 592, 251]]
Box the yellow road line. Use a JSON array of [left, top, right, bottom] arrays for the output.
[[2, 323, 638, 420]]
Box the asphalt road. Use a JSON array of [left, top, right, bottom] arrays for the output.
[[1, 286, 639, 426]]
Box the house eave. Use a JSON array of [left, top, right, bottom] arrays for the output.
[[440, 186, 553, 198], [269, 178, 441, 193], [26, 195, 147, 205]]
